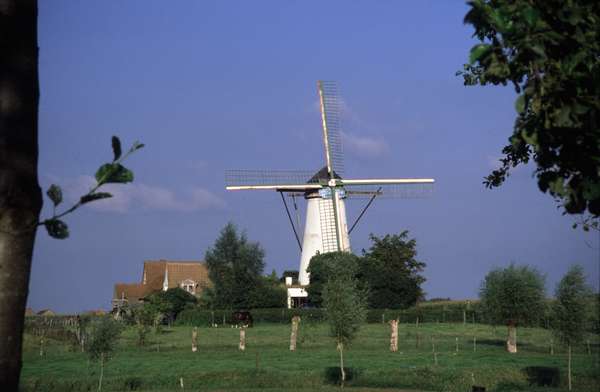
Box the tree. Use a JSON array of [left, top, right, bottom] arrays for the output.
[[143, 288, 196, 328], [361, 232, 426, 309], [87, 317, 123, 391], [552, 265, 592, 390], [322, 252, 367, 386], [249, 274, 287, 308], [306, 251, 363, 308], [205, 223, 265, 309], [458, 0, 600, 220], [0, 2, 42, 388], [1, 1, 142, 384], [479, 263, 546, 353]]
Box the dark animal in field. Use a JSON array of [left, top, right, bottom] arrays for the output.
[[232, 311, 253, 327]]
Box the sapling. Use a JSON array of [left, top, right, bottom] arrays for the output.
[[322, 252, 367, 387], [87, 317, 123, 391], [551, 265, 592, 391]]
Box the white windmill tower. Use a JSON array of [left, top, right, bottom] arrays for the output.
[[226, 81, 434, 307]]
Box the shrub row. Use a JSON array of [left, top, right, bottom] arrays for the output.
[[175, 298, 599, 331]]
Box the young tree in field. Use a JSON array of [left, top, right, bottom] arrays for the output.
[[205, 223, 265, 310], [552, 265, 592, 391], [322, 252, 367, 386], [458, 0, 600, 223], [87, 317, 123, 391], [361, 232, 426, 309], [307, 251, 364, 307], [479, 263, 546, 353]]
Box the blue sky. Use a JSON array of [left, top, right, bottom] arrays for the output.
[[31, 1, 599, 313]]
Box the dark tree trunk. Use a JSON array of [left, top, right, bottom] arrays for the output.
[[0, 0, 42, 390]]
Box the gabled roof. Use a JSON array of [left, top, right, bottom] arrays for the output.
[[114, 260, 210, 301], [142, 260, 209, 289], [165, 262, 210, 288]]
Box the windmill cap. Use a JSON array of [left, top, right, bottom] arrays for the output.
[[308, 167, 342, 183]]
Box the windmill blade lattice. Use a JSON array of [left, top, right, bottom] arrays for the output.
[[225, 169, 318, 187], [344, 182, 434, 199], [318, 81, 344, 177]]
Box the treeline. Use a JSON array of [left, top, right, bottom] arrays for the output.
[[199, 224, 427, 310]]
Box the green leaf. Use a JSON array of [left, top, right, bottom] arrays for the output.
[[523, 8, 539, 27], [515, 94, 526, 114], [133, 141, 145, 151], [44, 219, 69, 239], [95, 163, 134, 184], [46, 184, 63, 207], [111, 136, 122, 161], [80, 192, 113, 205], [469, 44, 491, 64]]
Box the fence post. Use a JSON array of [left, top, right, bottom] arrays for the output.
[[390, 319, 398, 352]]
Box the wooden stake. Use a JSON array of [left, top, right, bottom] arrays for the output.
[[239, 327, 246, 351], [191, 327, 198, 352], [290, 316, 300, 351], [568, 344, 572, 391], [390, 319, 398, 352], [455, 337, 459, 353]]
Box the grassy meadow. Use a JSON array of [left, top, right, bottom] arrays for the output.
[[20, 321, 600, 391]]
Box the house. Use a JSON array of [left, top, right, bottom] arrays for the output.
[[112, 260, 210, 309], [37, 309, 55, 316]]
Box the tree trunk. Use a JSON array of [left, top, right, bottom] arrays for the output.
[[191, 327, 198, 352], [0, 0, 42, 390], [239, 327, 246, 351], [98, 353, 104, 392], [337, 341, 345, 387], [506, 321, 517, 353], [290, 316, 300, 351], [568, 344, 572, 391], [389, 319, 398, 352]]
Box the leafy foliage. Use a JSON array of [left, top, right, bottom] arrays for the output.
[[306, 252, 364, 308], [46, 184, 62, 207], [479, 263, 546, 325], [552, 265, 592, 346], [43, 219, 69, 239], [323, 252, 367, 347], [360, 232, 426, 309], [249, 275, 287, 308], [307, 232, 426, 309], [145, 288, 197, 321], [40, 136, 143, 239], [87, 317, 123, 362], [458, 0, 600, 217], [80, 192, 112, 205], [205, 223, 265, 309]]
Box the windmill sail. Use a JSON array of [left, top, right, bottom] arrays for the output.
[[344, 182, 434, 199], [317, 81, 344, 178], [225, 169, 322, 191]]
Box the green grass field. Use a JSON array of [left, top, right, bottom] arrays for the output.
[[21, 322, 600, 391]]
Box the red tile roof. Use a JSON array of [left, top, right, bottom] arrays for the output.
[[113, 260, 210, 303]]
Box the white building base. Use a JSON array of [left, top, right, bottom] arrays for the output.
[[287, 286, 308, 308]]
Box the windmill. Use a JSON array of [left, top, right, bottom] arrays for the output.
[[226, 81, 434, 307]]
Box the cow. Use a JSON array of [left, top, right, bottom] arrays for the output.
[[232, 311, 253, 328]]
